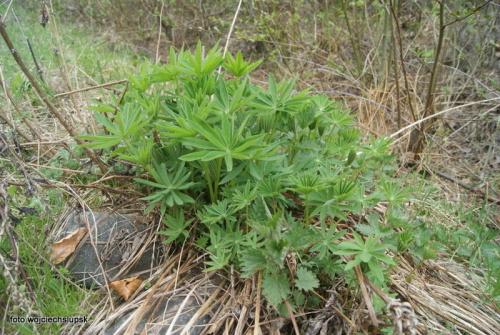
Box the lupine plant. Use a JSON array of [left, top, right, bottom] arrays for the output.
[[77, 42, 409, 312]]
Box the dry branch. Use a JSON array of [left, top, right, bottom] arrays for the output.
[[0, 16, 108, 174], [54, 79, 128, 98]]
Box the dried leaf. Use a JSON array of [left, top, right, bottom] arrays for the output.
[[108, 277, 144, 300], [51, 227, 87, 264]]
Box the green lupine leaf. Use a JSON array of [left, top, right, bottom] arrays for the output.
[[219, 162, 247, 184], [189, 116, 225, 149], [353, 232, 365, 246], [179, 151, 211, 161], [87, 100, 117, 114], [76, 135, 122, 149], [144, 201, 158, 214], [135, 162, 195, 215], [232, 134, 266, 153], [344, 257, 362, 271], [223, 51, 262, 77], [204, 250, 231, 272], [94, 111, 118, 131], [370, 252, 396, 265], [367, 259, 385, 284], [156, 119, 197, 138], [158, 211, 194, 243], [202, 151, 227, 161], [224, 155, 233, 172], [359, 251, 372, 263], [134, 178, 165, 189], [310, 223, 346, 258]]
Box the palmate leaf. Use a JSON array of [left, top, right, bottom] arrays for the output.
[[321, 103, 356, 128], [229, 180, 258, 210], [378, 177, 413, 206], [177, 41, 224, 76], [309, 188, 347, 221], [289, 172, 325, 195], [156, 116, 198, 138], [198, 199, 236, 226], [148, 47, 182, 83], [204, 249, 231, 272], [134, 162, 196, 215], [310, 222, 346, 258], [251, 74, 310, 117], [117, 137, 154, 167], [366, 259, 385, 284], [77, 104, 150, 149], [355, 220, 394, 239], [361, 136, 393, 157], [213, 78, 256, 115], [334, 232, 396, 280], [158, 210, 194, 243], [223, 51, 263, 77], [179, 114, 265, 171]]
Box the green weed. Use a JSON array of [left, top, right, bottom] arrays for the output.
[[79, 43, 408, 311]]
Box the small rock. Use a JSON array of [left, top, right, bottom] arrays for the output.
[[104, 291, 214, 335], [57, 211, 161, 288]]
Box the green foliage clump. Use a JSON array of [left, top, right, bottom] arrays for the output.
[[78, 42, 405, 311]]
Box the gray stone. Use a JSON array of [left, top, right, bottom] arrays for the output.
[[58, 211, 161, 288], [104, 286, 216, 335]]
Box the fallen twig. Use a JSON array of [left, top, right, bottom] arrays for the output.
[[0, 17, 108, 173], [54, 79, 128, 98]]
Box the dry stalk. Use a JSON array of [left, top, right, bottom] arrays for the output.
[[253, 270, 263, 335], [218, 0, 243, 73], [181, 285, 223, 335], [388, 0, 417, 126], [388, 2, 402, 130], [284, 299, 300, 335], [123, 248, 194, 334], [311, 289, 357, 329], [54, 79, 128, 98], [0, 106, 32, 143], [202, 280, 236, 335], [234, 279, 253, 335], [410, 0, 492, 156], [0, 70, 47, 146], [20, 140, 80, 160], [0, 16, 108, 174], [354, 264, 379, 333], [165, 279, 203, 335], [392, 254, 500, 334], [47, 0, 83, 126], [390, 97, 500, 142], [155, 1, 164, 64]]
